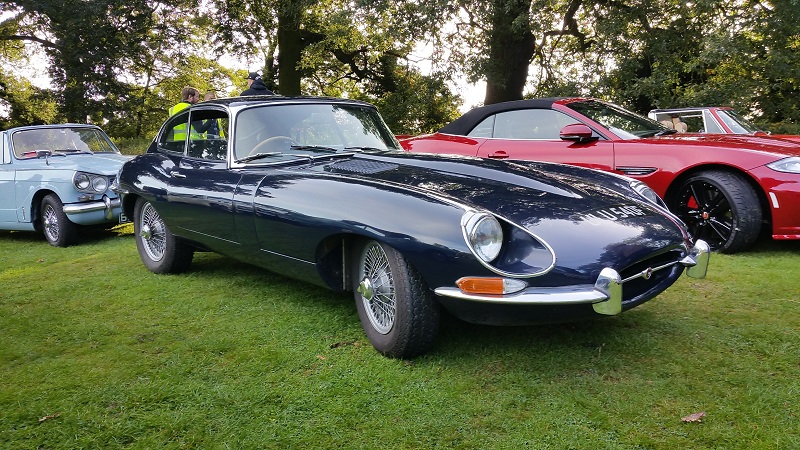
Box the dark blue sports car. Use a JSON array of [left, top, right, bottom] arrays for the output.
[[114, 96, 709, 358]]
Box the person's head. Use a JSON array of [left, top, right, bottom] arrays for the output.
[[246, 72, 259, 87], [181, 86, 201, 104], [204, 91, 217, 101]]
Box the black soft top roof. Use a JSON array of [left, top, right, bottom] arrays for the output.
[[439, 98, 562, 135]]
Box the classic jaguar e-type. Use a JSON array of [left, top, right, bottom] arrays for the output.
[[114, 96, 709, 358], [0, 124, 130, 246]]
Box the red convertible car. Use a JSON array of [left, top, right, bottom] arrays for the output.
[[401, 98, 800, 253]]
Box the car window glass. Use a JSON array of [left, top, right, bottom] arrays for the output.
[[492, 109, 577, 139], [186, 109, 229, 161], [701, 110, 725, 133], [234, 103, 397, 161], [467, 116, 495, 138], [718, 109, 760, 134], [158, 112, 191, 154], [11, 127, 118, 159], [678, 114, 704, 133]]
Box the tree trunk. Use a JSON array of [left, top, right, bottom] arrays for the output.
[[483, 0, 536, 105], [277, 12, 303, 96]]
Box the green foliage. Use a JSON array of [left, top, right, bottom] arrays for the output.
[[1, 229, 799, 448], [0, 70, 60, 128]]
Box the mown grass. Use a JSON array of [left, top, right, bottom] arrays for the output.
[[1, 227, 798, 449]]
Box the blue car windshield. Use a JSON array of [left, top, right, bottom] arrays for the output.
[[234, 103, 401, 162], [12, 127, 120, 159], [567, 100, 669, 139]]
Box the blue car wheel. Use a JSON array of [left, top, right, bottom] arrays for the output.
[[41, 194, 77, 247]]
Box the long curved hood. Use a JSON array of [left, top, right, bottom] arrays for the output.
[[319, 151, 689, 284]]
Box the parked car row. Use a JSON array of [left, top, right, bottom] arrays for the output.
[[9, 94, 799, 357]]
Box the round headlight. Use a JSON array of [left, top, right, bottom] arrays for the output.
[[464, 213, 503, 263], [92, 176, 108, 192], [74, 173, 91, 190]]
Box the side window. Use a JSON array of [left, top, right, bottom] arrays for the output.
[[467, 116, 495, 138], [158, 111, 190, 154], [493, 109, 578, 139], [186, 109, 229, 161]]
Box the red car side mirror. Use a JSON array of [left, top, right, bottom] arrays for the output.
[[560, 123, 598, 143]]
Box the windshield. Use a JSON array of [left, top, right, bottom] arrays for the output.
[[234, 103, 400, 162], [718, 109, 762, 134], [566, 100, 669, 139], [12, 127, 120, 159]]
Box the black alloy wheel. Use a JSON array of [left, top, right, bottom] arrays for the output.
[[672, 170, 762, 253]]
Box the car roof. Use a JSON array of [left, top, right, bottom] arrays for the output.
[[193, 95, 377, 110], [439, 97, 575, 135]]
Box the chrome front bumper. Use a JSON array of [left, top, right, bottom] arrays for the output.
[[434, 240, 710, 316], [63, 196, 121, 221]]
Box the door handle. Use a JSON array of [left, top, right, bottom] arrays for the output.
[[487, 151, 509, 159], [171, 171, 186, 178]]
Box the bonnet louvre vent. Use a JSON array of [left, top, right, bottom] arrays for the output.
[[327, 160, 398, 174]]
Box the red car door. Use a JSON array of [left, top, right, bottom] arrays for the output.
[[471, 108, 616, 171]]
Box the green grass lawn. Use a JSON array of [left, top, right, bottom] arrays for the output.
[[1, 226, 798, 449]]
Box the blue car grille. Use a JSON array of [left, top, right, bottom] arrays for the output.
[[619, 248, 686, 305]]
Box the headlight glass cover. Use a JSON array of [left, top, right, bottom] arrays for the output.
[[73, 171, 109, 193], [767, 157, 800, 173], [463, 212, 503, 263]]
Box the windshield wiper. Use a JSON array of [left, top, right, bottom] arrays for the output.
[[653, 129, 678, 137], [290, 145, 339, 153], [234, 151, 283, 163]]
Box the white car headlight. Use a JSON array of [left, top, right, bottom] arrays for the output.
[[462, 212, 503, 263], [767, 157, 800, 173]]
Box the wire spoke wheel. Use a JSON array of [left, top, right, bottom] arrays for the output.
[[352, 240, 440, 358], [139, 201, 167, 262], [42, 203, 60, 243], [358, 242, 397, 334]]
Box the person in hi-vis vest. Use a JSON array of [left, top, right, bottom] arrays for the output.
[[168, 86, 210, 141]]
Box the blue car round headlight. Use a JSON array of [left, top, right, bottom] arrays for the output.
[[74, 173, 91, 190], [463, 212, 503, 263], [92, 176, 108, 193]]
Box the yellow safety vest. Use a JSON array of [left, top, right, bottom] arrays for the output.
[[168, 102, 203, 141]]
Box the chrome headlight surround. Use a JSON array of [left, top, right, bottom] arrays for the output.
[[630, 179, 667, 208], [462, 212, 503, 263], [767, 157, 800, 173], [73, 171, 110, 194]]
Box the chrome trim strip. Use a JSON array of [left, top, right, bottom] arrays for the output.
[[63, 197, 120, 216]]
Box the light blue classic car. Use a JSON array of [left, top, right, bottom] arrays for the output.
[[0, 124, 131, 246]]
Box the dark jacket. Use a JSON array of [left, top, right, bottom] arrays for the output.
[[240, 77, 275, 96]]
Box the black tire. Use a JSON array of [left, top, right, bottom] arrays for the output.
[[352, 240, 440, 358], [41, 194, 77, 247], [133, 197, 194, 273], [671, 170, 762, 253]]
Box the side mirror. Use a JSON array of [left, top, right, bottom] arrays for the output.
[[560, 123, 598, 144]]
